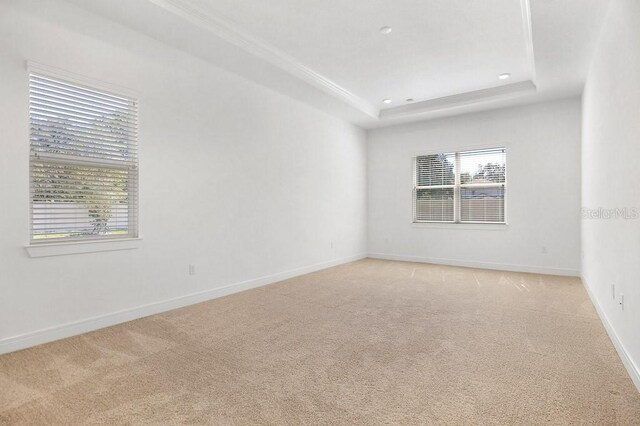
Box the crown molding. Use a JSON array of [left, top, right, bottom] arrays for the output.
[[520, 0, 538, 85], [148, 0, 379, 119], [379, 0, 538, 121], [379, 81, 537, 120], [145, 0, 537, 125]]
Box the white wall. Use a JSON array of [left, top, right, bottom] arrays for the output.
[[0, 0, 367, 351], [367, 98, 582, 275], [582, 0, 640, 387]]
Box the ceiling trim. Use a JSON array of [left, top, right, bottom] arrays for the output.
[[379, 81, 537, 120], [148, 0, 379, 118], [146, 0, 538, 124], [520, 0, 538, 84]]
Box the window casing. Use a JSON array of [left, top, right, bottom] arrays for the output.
[[413, 148, 506, 224], [29, 73, 138, 243]]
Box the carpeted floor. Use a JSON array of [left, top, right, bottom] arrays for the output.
[[1, 259, 639, 425]]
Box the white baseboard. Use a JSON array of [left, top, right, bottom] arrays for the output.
[[368, 252, 580, 277], [0, 253, 366, 355], [582, 277, 640, 393]]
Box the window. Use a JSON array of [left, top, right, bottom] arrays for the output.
[[29, 73, 138, 242], [414, 148, 506, 224]]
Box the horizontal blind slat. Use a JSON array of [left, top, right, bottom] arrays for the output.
[[30, 87, 135, 114], [31, 134, 137, 153], [31, 146, 137, 163], [31, 117, 137, 142], [30, 75, 133, 107], [30, 95, 137, 122], [31, 144, 136, 159], [30, 98, 137, 125], [31, 109, 138, 133], [30, 102, 138, 129], [31, 122, 134, 145]]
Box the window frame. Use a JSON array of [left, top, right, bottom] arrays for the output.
[[27, 63, 140, 245], [413, 148, 507, 225]]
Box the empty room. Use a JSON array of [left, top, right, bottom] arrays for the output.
[[1, 0, 639, 423]]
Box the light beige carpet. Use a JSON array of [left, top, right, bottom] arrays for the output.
[[1, 259, 639, 425]]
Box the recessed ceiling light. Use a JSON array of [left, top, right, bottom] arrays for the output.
[[382, 98, 392, 104], [498, 73, 511, 80], [406, 98, 415, 102], [379, 26, 392, 35]]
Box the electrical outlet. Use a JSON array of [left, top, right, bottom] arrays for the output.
[[612, 284, 615, 299], [189, 264, 196, 276], [619, 293, 624, 310]]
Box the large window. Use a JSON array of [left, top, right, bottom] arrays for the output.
[[414, 148, 506, 224], [29, 73, 138, 242]]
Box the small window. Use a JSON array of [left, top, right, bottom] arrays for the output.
[[29, 74, 139, 242], [414, 148, 506, 224]]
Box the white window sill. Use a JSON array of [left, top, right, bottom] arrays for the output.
[[412, 222, 509, 231], [25, 237, 142, 258]]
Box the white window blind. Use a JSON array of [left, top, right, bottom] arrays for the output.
[[29, 74, 138, 242], [414, 148, 506, 224], [414, 153, 456, 222]]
